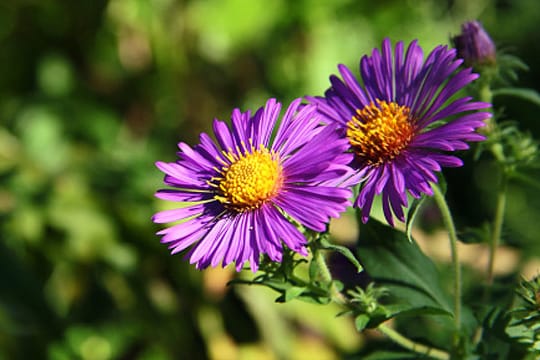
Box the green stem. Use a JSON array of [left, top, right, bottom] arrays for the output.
[[478, 78, 494, 134], [432, 183, 461, 336], [485, 136, 508, 290], [315, 247, 333, 283], [479, 81, 492, 104], [313, 248, 347, 305], [478, 77, 504, 286], [473, 173, 507, 345], [378, 323, 450, 360], [486, 174, 508, 287]]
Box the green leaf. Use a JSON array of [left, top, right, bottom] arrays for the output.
[[492, 88, 540, 107], [405, 196, 426, 243], [275, 288, 331, 305], [319, 237, 363, 273], [283, 286, 306, 302], [332, 280, 344, 292], [354, 314, 370, 332], [356, 218, 453, 319]]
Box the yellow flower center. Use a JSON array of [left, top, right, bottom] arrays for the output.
[[346, 100, 415, 165], [212, 144, 283, 212]]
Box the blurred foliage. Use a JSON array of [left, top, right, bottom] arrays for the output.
[[1, 0, 540, 359]]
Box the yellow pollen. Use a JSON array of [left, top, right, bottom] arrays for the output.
[[346, 100, 415, 165], [212, 144, 283, 212]]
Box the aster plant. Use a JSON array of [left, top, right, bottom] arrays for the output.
[[336, 31, 540, 359], [153, 98, 354, 272], [308, 38, 491, 226], [152, 23, 540, 360]]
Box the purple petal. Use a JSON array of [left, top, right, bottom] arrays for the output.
[[152, 204, 206, 223]]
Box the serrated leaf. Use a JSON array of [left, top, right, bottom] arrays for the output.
[[319, 238, 363, 273], [405, 196, 426, 242], [493, 88, 540, 107], [354, 314, 370, 332], [356, 218, 453, 318]]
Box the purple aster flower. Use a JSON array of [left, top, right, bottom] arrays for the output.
[[452, 21, 496, 67], [308, 38, 491, 226], [153, 98, 354, 272]]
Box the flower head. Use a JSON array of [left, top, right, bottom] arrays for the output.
[[452, 21, 496, 67], [308, 39, 491, 225], [153, 98, 354, 272]]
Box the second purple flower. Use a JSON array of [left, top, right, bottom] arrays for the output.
[[308, 38, 492, 226]]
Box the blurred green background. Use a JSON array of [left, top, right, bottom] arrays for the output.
[[1, 0, 540, 359]]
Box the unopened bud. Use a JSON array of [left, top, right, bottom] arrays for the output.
[[452, 21, 496, 67]]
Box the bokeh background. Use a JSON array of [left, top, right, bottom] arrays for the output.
[[1, 0, 540, 359]]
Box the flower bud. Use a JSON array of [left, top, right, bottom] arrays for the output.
[[452, 20, 496, 67]]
